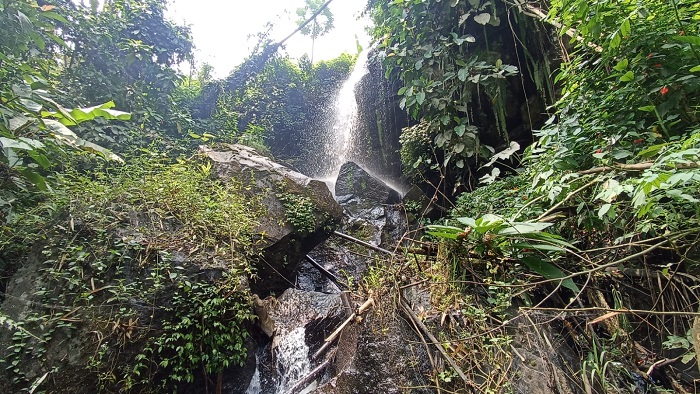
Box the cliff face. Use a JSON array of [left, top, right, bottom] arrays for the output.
[[351, 48, 413, 183]]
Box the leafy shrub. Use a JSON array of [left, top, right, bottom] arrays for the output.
[[0, 156, 260, 392], [451, 175, 530, 221]]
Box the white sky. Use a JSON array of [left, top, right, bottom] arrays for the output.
[[166, 0, 372, 78]]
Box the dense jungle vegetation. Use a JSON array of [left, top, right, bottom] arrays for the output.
[[1, 0, 699, 392], [364, 0, 700, 392]]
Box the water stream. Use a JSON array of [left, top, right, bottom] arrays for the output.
[[314, 48, 371, 192], [245, 48, 399, 394]]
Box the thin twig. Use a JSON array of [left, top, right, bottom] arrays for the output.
[[522, 306, 700, 317]]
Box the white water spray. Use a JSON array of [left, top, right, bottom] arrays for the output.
[[315, 49, 371, 190], [274, 327, 313, 394]]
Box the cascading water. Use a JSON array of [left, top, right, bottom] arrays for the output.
[[313, 48, 407, 195], [274, 327, 314, 394], [314, 49, 371, 191]]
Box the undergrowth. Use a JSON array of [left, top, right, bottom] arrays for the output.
[[0, 155, 260, 392]]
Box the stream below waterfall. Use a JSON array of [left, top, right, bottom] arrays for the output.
[[243, 47, 411, 394]]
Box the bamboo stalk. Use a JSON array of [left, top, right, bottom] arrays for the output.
[[400, 300, 477, 389], [305, 255, 347, 289], [313, 298, 375, 360], [333, 231, 394, 256], [288, 357, 332, 394]]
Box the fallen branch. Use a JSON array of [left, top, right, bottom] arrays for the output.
[[513, 1, 603, 53], [400, 299, 477, 390], [276, 0, 334, 47], [646, 356, 681, 376], [305, 255, 347, 289], [313, 297, 374, 360], [522, 306, 700, 317], [577, 161, 700, 175], [333, 231, 394, 256]]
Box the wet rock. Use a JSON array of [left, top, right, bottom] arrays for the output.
[[510, 320, 581, 394], [314, 310, 433, 394], [249, 289, 345, 393], [254, 289, 343, 339], [201, 144, 343, 296], [352, 47, 413, 182], [335, 161, 400, 205]]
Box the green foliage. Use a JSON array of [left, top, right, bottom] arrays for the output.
[[428, 213, 578, 291], [296, 0, 335, 62], [58, 0, 193, 114], [451, 175, 529, 219], [0, 157, 259, 392], [277, 191, 317, 235], [528, 0, 700, 251], [134, 270, 253, 387], [368, 0, 552, 188], [183, 53, 354, 170]]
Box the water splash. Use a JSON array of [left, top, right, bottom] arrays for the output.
[[314, 49, 371, 188], [275, 327, 313, 394], [244, 362, 261, 394]]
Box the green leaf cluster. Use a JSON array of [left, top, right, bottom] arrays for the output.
[[367, 0, 554, 188]]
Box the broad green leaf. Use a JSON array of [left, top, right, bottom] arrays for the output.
[[474, 13, 490, 25], [619, 71, 634, 82], [27, 149, 51, 169], [458, 68, 468, 82], [512, 242, 566, 252], [0, 137, 35, 150], [44, 120, 123, 162], [638, 105, 656, 112], [426, 225, 466, 240], [610, 32, 621, 49], [673, 36, 700, 46], [416, 91, 426, 105], [613, 59, 628, 72], [43, 101, 131, 126], [690, 65, 700, 72], [454, 125, 466, 136], [515, 232, 577, 250], [598, 203, 612, 218], [620, 19, 631, 37], [637, 143, 666, 158], [681, 353, 695, 364], [18, 168, 49, 191], [456, 217, 477, 227], [41, 11, 69, 24], [474, 214, 504, 233], [497, 222, 553, 235], [520, 257, 580, 292]]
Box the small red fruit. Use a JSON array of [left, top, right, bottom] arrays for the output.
[[660, 86, 669, 96]]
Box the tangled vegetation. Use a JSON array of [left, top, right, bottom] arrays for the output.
[[360, 0, 700, 392], [0, 157, 260, 392], [2, 0, 700, 392]]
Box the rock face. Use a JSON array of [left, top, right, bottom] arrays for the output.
[[314, 313, 433, 394], [353, 47, 413, 182], [335, 161, 401, 205], [201, 144, 343, 296]]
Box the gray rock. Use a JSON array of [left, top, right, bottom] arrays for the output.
[[334, 161, 400, 205], [201, 144, 343, 296]]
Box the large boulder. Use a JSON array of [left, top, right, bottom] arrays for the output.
[[200, 144, 343, 295], [335, 161, 401, 205]]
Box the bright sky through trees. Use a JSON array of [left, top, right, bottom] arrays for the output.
[[166, 0, 370, 78]]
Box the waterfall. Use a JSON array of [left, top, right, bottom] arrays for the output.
[[274, 327, 314, 394], [313, 48, 407, 195], [314, 49, 371, 191]]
